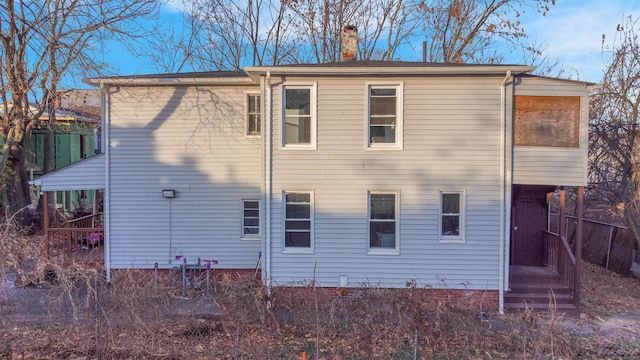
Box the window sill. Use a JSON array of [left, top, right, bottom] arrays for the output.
[[281, 145, 317, 151], [366, 145, 403, 151], [282, 249, 314, 254], [439, 237, 465, 244], [241, 236, 261, 241], [245, 134, 261, 139], [367, 248, 400, 256]]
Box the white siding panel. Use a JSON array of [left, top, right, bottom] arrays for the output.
[[269, 76, 503, 289], [36, 154, 105, 191], [107, 85, 262, 269], [513, 76, 590, 186]]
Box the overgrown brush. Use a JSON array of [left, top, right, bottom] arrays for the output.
[[0, 225, 638, 359]]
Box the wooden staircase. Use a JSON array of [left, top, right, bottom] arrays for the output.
[[505, 266, 577, 313]]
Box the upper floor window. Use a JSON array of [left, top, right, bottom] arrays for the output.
[[367, 83, 403, 149], [440, 190, 465, 243], [242, 199, 260, 239], [368, 191, 399, 253], [283, 84, 317, 149], [246, 93, 261, 136], [284, 191, 313, 251]]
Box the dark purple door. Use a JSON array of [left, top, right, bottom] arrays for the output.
[[510, 186, 548, 266]]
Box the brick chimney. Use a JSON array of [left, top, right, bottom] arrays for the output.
[[342, 25, 357, 61]]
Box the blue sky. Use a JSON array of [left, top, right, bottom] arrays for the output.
[[99, 0, 640, 84], [523, 0, 640, 82]]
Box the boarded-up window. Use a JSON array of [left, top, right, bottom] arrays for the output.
[[514, 96, 580, 147]]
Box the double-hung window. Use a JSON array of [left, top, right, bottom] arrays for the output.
[[246, 93, 261, 136], [440, 190, 465, 242], [283, 84, 317, 149], [242, 199, 260, 239], [367, 83, 403, 149], [368, 192, 399, 252], [284, 192, 313, 250]]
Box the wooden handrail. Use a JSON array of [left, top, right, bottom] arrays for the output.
[[560, 235, 576, 265], [62, 213, 103, 230], [544, 231, 576, 294], [65, 212, 103, 224], [44, 227, 104, 265]]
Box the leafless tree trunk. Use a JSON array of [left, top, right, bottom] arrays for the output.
[[589, 16, 640, 249], [0, 0, 160, 225]]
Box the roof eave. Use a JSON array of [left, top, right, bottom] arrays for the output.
[[83, 76, 257, 87], [243, 65, 536, 77]]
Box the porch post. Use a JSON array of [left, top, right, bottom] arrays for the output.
[[43, 191, 50, 257], [574, 186, 584, 309], [559, 188, 566, 237], [546, 192, 553, 231]]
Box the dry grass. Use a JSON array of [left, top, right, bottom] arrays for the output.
[[0, 264, 638, 359], [1, 227, 640, 358], [581, 260, 640, 314]]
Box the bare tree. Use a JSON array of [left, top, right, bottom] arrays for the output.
[[289, 0, 416, 62], [0, 0, 160, 223], [417, 0, 555, 63], [157, 0, 299, 71], [155, 0, 557, 70], [589, 16, 640, 249]]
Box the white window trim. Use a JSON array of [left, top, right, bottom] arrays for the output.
[[281, 83, 317, 150], [241, 198, 261, 240], [367, 191, 400, 255], [283, 191, 314, 253], [439, 189, 466, 243], [245, 91, 261, 138], [365, 82, 404, 150]]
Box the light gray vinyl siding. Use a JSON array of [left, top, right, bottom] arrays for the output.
[[512, 76, 590, 186], [268, 76, 504, 289], [36, 154, 105, 191], [107, 86, 262, 269]]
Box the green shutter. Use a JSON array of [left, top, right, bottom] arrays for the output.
[[55, 134, 72, 169]]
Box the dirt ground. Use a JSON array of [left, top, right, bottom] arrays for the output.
[[0, 261, 639, 359], [570, 261, 640, 340]]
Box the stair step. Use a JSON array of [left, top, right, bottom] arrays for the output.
[[504, 302, 577, 314], [507, 287, 572, 296], [505, 295, 573, 306], [505, 292, 573, 300], [504, 301, 576, 309], [509, 282, 569, 290]]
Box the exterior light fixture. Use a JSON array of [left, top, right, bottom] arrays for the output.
[[162, 189, 176, 198]]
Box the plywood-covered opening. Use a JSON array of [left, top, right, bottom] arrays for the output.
[[514, 96, 580, 148]]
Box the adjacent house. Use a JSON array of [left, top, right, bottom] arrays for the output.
[[36, 61, 592, 312], [1, 92, 100, 215]]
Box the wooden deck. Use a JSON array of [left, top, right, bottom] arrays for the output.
[[44, 213, 104, 269], [505, 266, 576, 313]]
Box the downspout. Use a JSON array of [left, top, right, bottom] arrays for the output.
[[498, 71, 511, 314], [264, 71, 273, 301], [102, 84, 111, 283]]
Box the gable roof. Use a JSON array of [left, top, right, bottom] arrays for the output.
[[85, 61, 539, 87]]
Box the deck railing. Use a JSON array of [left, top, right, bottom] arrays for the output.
[[543, 231, 576, 294], [45, 213, 104, 266]]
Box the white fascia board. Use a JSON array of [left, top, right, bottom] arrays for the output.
[[244, 65, 537, 77], [83, 76, 256, 87]]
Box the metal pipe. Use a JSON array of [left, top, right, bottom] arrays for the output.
[[206, 261, 211, 296], [103, 85, 112, 283], [181, 257, 187, 298], [265, 71, 273, 304], [498, 70, 511, 314], [605, 226, 614, 270]]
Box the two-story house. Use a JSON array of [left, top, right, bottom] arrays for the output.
[[37, 61, 592, 312]]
